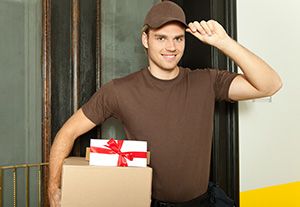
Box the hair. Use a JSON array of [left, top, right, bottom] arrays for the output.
[[141, 24, 150, 35]]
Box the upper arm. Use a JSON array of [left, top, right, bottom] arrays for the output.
[[61, 108, 96, 140], [228, 75, 269, 101]]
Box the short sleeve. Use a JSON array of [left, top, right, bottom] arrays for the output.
[[210, 69, 238, 101], [81, 81, 120, 125]]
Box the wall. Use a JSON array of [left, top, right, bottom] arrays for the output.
[[0, 0, 41, 206], [237, 0, 300, 206]]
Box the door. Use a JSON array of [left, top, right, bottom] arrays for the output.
[[42, 0, 239, 206], [172, 0, 240, 204]]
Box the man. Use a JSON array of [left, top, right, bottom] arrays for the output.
[[48, 1, 282, 207]]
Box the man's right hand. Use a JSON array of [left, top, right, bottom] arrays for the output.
[[48, 186, 61, 207]]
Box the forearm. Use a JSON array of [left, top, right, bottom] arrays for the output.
[[47, 109, 96, 206], [48, 130, 76, 190], [217, 37, 282, 95]]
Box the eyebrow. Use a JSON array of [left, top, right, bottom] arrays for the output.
[[153, 34, 185, 39], [174, 34, 185, 39], [154, 34, 167, 38]]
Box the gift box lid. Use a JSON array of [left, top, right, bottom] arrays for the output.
[[89, 138, 149, 167]]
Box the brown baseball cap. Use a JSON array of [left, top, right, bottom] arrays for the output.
[[143, 1, 187, 29]]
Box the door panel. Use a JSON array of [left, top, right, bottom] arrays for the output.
[[100, 0, 159, 140], [173, 0, 239, 204], [42, 0, 239, 206]]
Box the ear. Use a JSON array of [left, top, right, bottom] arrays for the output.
[[142, 32, 149, 49]]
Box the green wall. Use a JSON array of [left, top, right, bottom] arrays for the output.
[[0, 0, 41, 206]]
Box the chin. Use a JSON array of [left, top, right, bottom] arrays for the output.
[[162, 63, 179, 70], [150, 56, 181, 71], [159, 61, 179, 70], [162, 66, 177, 71]]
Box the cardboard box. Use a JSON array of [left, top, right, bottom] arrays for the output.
[[89, 139, 148, 167], [61, 157, 152, 207]]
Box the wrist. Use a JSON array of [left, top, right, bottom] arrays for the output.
[[48, 183, 60, 193], [215, 36, 234, 51]]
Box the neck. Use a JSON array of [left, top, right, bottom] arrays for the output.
[[147, 66, 180, 80]]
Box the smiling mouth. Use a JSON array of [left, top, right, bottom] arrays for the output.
[[162, 54, 177, 60]]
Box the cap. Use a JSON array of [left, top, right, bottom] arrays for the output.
[[143, 1, 187, 29]]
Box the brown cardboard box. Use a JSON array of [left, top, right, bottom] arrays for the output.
[[61, 157, 152, 207]]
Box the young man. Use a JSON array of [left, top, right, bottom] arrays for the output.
[[48, 1, 282, 207]]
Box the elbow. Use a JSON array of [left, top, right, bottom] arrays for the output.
[[277, 78, 283, 91], [266, 78, 283, 96], [60, 127, 78, 142]]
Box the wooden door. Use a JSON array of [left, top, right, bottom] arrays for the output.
[[173, 0, 239, 204], [42, 0, 239, 206]]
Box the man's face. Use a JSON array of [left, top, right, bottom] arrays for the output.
[[142, 22, 185, 71]]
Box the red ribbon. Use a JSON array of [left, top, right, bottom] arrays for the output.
[[90, 138, 147, 167]]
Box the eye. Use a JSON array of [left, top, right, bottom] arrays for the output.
[[175, 37, 184, 42], [156, 37, 165, 41]]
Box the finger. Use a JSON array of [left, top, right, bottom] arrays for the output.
[[192, 21, 206, 35], [207, 20, 216, 34], [200, 20, 212, 36], [188, 22, 197, 33], [185, 28, 192, 33], [186, 29, 205, 41]]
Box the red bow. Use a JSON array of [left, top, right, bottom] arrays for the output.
[[90, 138, 147, 167]]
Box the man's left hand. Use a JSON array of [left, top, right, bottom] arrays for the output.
[[186, 20, 230, 49]]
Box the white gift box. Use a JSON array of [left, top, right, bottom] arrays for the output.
[[89, 139, 147, 167]]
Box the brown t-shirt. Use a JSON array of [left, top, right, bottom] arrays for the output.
[[82, 67, 238, 202]]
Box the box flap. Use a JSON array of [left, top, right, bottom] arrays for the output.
[[63, 157, 89, 166]]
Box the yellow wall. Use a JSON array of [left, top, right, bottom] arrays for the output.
[[240, 181, 300, 207]]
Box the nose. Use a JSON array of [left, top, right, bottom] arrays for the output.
[[165, 39, 176, 51]]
